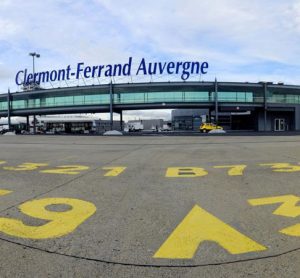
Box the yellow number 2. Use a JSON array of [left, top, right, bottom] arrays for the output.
[[0, 198, 96, 239], [40, 165, 89, 175]]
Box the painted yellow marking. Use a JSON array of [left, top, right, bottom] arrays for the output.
[[40, 165, 89, 175], [0, 189, 12, 196], [249, 195, 300, 237], [249, 195, 300, 217], [260, 163, 300, 173], [0, 161, 7, 165], [3, 163, 48, 171], [103, 167, 127, 177], [166, 167, 208, 178], [153, 205, 266, 259], [214, 165, 247, 176], [0, 198, 96, 239], [280, 223, 300, 236]]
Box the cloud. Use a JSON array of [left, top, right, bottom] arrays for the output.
[[0, 67, 11, 79], [0, 0, 300, 93], [91, 0, 300, 84], [0, 19, 19, 38]]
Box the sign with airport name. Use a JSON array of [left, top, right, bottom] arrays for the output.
[[15, 57, 209, 86]]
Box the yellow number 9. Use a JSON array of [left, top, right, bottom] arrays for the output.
[[0, 198, 96, 239]]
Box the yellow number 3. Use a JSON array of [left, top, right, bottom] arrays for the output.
[[249, 195, 300, 237], [0, 198, 96, 239]]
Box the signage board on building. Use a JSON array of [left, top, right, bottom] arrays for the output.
[[15, 57, 209, 86]]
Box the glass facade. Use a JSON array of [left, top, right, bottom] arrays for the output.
[[8, 93, 110, 111], [0, 101, 8, 110], [218, 92, 254, 102], [268, 94, 300, 104], [267, 87, 300, 104], [0, 85, 300, 112]]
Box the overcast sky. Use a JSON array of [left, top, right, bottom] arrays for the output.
[[1, 0, 300, 120]]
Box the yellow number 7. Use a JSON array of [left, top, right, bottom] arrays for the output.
[[214, 165, 247, 176], [0, 198, 96, 239], [0, 189, 12, 196]]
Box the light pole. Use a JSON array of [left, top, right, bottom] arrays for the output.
[[29, 52, 40, 134], [29, 52, 40, 82]]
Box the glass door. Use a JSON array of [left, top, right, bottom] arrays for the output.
[[274, 118, 285, 131]]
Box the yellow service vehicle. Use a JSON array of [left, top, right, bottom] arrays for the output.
[[199, 123, 223, 133]]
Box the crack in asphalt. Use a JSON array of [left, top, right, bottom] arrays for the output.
[[0, 235, 300, 268]]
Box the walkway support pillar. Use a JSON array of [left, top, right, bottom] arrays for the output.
[[26, 116, 30, 131], [120, 111, 123, 131], [33, 115, 36, 134], [208, 91, 212, 102], [110, 82, 114, 130], [7, 89, 11, 130], [214, 78, 219, 124], [263, 83, 268, 131]]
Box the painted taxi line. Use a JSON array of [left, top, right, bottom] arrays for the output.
[[0, 189, 300, 260], [1, 160, 300, 177]]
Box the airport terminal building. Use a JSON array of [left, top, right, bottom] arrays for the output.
[[1, 80, 300, 132]]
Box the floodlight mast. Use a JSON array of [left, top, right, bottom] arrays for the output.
[[26, 52, 41, 91], [29, 52, 40, 77]]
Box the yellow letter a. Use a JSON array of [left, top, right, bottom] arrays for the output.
[[154, 205, 266, 259]]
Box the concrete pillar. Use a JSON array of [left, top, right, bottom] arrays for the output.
[[109, 82, 114, 130], [214, 78, 219, 124], [295, 106, 300, 131], [33, 115, 36, 134], [26, 116, 30, 131], [7, 89, 11, 130], [120, 111, 123, 131], [208, 91, 212, 102], [263, 83, 268, 131]]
